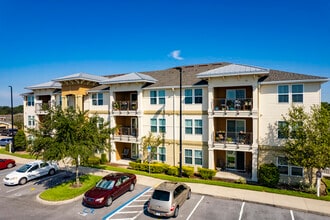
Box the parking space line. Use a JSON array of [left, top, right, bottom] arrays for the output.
[[290, 210, 295, 220], [186, 195, 204, 220], [238, 202, 245, 220], [102, 187, 152, 220]]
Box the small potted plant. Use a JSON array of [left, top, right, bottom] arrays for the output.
[[113, 102, 119, 110]]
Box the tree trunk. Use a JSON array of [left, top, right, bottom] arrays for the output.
[[75, 161, 80, 186], [307, 167, 313, 187]]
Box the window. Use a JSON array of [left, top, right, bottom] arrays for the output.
[[194, 119, 203, 135], [27, 95, 34, 106], [278, 85, 289, 103], [227, 120, 245, 141], [92, 93, 103, 105], [150, 90, 165, 105], [150, 91, 157, 104], [151, 118, 166, 133], [28, 115, 35, 127], [151, 119, 157, 132], [194, 150, 202, 165], [277, 157, 303, 177], [158, 90, 165, 104], [159, 147, 166, 162], [185, 89, 203, 104], [185, 119, 202, 135], [184, 149, 203, 165], [159, 119, 166, 133], [185, 119, 193, 134], [278, 121, 288, 139], [226, 89, 246, 100], [184, 89, 193, 104], [292, 84, 303, 103], [194, 89, 203, 104], [184, 149, 193, 164]]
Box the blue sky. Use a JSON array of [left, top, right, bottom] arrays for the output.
[[1, 0, 329, 106]]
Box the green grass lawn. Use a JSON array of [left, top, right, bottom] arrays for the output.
[[39, 174, 102, 201], [0, 148, 35, 159]]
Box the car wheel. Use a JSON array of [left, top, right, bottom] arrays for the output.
[[187, 190, 191, 200], [7, 163, 14, 168], [19, 177, 27, 185], [129, 183, 135, 191], [105, 197, 113, 207], [48, 169, 55, 176], [173, 206, 179, 218]]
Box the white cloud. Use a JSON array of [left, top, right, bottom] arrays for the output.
[[169, 50, 184, 60]]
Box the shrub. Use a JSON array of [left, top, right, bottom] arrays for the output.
[[258, 163, 280, 188], [149, 163, 166, 173], [198, 167, 216, 180], [235, 177, 247, 184], [87, 156, 101, 165], [166, 166, 179, 176], [100, 153, 107, 164], [14, 130, 27, 151], [182, 166, 194, 178]]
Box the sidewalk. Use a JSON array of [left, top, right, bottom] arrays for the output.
[[2, 154, 330, 217]]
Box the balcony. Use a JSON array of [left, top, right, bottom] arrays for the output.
[[213, 98, 252, 112], [112, 101, 138, 113], [35, 102, 51, 115], [113, 126, 138, 142], [214, 131, 253, 146]]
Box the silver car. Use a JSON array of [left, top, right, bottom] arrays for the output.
[[148, 181, 191, 218]]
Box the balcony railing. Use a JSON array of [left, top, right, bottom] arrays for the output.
[[112, 101, 138, 111], [215, 131, 252, 145], [213, 98, 252, 111], [35, 102, 51, 114], [116, 127, 138, 137]]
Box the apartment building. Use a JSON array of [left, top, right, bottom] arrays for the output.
[[22, 62, 328, 182]]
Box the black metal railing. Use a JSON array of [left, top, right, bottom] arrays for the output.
[[116, 127, 138, 137], [213, 98, 252, 111], [215, 131, 252, 145], [112, 101, 138, 111]]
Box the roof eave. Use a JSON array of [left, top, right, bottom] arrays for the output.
[[197, 71, 269, 79], [259, 78, 329, 85]]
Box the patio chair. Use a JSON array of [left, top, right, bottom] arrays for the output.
[[121, 148, 129, 158]]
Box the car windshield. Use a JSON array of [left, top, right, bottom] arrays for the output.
[[152, 190, 170, 201], [16, 164, 32, 173], [96, 179, 115, 190]]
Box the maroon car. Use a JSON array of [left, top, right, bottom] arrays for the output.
[[83, 173, 137, 208], [0, 158, 16, 169]]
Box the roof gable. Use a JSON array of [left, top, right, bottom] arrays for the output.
[[101, 72, 157, 84], [197, 64, 269, 78], [25, 81, 61, 90], [53, 72, 109, 82]]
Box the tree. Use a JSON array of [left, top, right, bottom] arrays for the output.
[[29, 106, 112, 186], [14, 129, 27, 151], [141, 132, 163, 162], [281, 105, 330, 186]]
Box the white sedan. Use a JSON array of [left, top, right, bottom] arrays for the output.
[[3, 160, 59, 185]]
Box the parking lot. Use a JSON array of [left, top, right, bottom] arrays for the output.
[[1, 162, 329, 220]]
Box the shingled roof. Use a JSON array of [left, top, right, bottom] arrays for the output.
[[259, 69, 328, 84], [138, 62, 230, 88]]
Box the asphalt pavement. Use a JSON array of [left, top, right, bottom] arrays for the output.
[[1, 153, 330, 217]]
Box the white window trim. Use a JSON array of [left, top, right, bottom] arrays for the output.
[[184, 148, 203, 166], [184, 88, 203, 104]]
